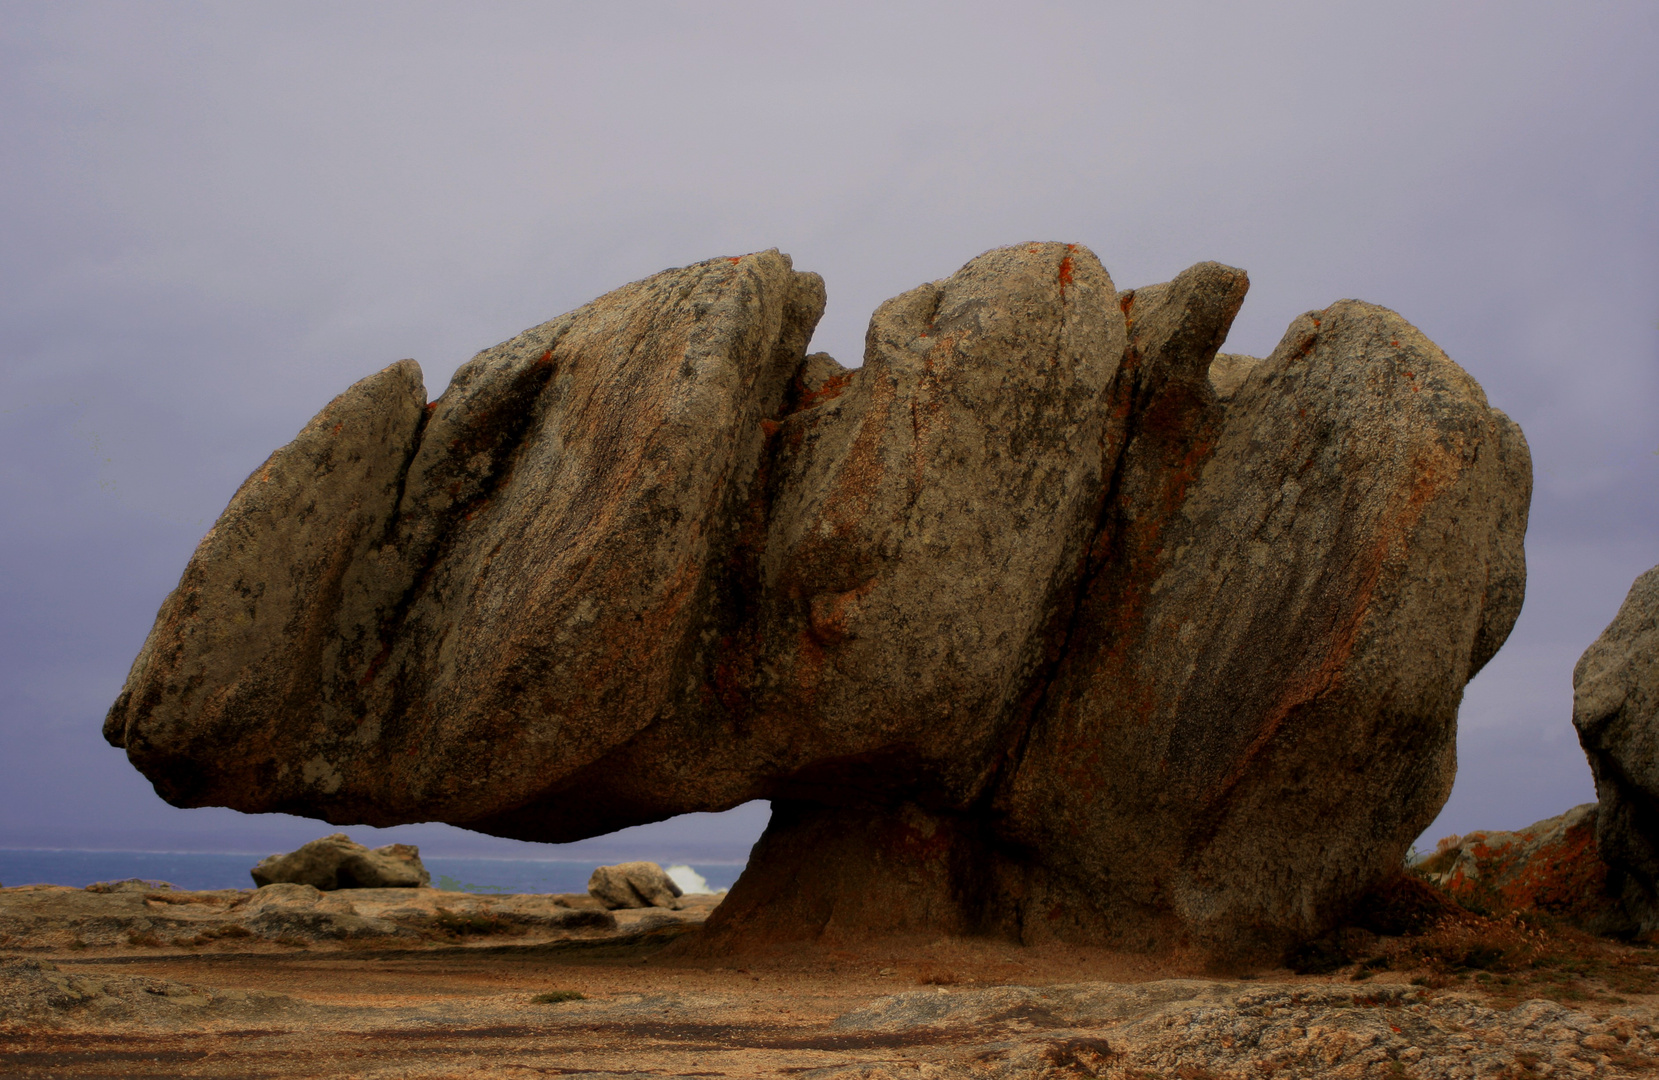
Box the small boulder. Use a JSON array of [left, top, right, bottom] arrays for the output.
[[250, 834, 430, 890], [587, 861, 683, 910]]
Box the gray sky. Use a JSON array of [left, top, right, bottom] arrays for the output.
[[2, 2, 1655, 863]]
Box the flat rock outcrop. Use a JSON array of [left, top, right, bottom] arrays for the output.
[[0, 956, 309, 1026], [105, 244, 1532, 958], [0, 881, 710, 950], [1575, 565, 1659, 933], [250, 833, 430, 890]]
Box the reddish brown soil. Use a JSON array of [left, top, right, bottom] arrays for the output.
[[6, 919, 1659, 1077]]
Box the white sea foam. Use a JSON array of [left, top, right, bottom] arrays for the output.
[[665, 863, 714, 894]]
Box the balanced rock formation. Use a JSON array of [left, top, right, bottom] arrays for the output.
[[106, 243, 1531, 958], [1574, 565, 1659, 933], [250, 834, 430, 890], [588, 862, 683, 910]]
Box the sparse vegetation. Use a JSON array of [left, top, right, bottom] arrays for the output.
[[530, 989, 585, 1004], [1302, 869, 1659, 1005]]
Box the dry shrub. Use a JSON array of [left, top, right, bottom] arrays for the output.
[[917, 967, 958, 986], [1370, 908, 1659, 1002], [1384, 910, 1546, 976], [1295, 867, 1659, 1004], [1293, 872, 1462, 974], [1351, 872, 1460, 936]]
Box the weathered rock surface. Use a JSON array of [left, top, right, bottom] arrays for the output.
[[106, 250, 825, 828], [7, 951, 1658, 1080], [1423, 804, 1626, 930], [249, 833, 430, 890], [0, 956, 308, 1026], [587, 861, 683, 910], [828, 982, 1657, 1080], [984, 288, 1530, 955], [106, 243, 1531, 958], [1575, 565, 1659, 933], [239, 881, 413, 940], [0, 881, 719, 950]]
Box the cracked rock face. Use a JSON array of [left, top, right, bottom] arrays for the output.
[[1574, 565, 1659, 932], [105, 243, 1532, 957]]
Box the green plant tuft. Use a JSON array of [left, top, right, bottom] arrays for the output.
[[531, 990, 585, 1004]]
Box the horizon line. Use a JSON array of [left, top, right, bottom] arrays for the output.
[[0, 846, 750, 864]]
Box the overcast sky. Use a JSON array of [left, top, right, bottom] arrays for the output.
[[2, 2, 1655, 863]]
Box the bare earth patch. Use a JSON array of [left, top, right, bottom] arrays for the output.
[[4, 885, 1659, 1078]]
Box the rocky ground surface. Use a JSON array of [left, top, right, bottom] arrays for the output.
[[0, 880, 706, 950], [5, 885, 1659, 1078]]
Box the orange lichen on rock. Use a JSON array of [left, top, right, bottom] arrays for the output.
[[1426, 804, 1619, 928]]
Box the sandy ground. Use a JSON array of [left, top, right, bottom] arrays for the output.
[[5, 890, 1659, 1078]]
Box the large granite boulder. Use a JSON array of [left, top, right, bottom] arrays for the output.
[[1574, 565, 1659, 933], [250, 834, 430, 890], [106, 244, 1531, 958]]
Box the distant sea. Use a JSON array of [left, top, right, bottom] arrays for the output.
[[0, 850, 744, 895]]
